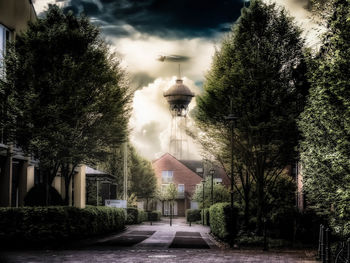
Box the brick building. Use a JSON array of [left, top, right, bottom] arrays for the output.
[[152, 153, 230, 216]]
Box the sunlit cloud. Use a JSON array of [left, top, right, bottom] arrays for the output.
[[130, 77, 201, 160]]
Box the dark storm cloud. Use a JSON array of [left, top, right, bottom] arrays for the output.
[[63, 0, 245, 38], [130, 72, 155, 90]]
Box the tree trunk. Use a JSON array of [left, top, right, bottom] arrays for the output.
[[256, 176, 265, 235], [244, 187, 250, 230]]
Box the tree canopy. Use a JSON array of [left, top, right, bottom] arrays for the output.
[[192, 180, 230, 208], [99, 143, 157, 201], [4, 5, 131, 203], [194, 0, 308, 232], [298, 0, 350, 237]]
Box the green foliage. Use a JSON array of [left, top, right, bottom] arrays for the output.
[[0, 206, 125, 245], [209, 202, 238, 240], [126, 207, 139, 224], [129, 146, 157, 199], [127, 193, 138, 208], [138, 210, 148, 223], [126, 208, 150, 224], [194, 0, 308, 233], [298, 0, 350, 237], [98, 144, 156, 200], [166, 183, 178, 201], [148, 211, 161, 221], [5, 5, 130, 199], [192, 180, 230, 208], [264, 175, 297, 239], [186, 209, 201, 223]]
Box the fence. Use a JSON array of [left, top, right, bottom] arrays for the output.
[[318, 224, 350, 263]]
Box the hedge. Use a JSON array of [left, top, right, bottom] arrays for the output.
[[0, 206, 125, 245], [186, 209, 201, 223], [138, 210, 148, 223], [209, 202, 238, 240], [148, 210, 161, 221], [126, 208, 150, 224]]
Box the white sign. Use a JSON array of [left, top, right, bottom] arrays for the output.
[[105, 199, 127, 208]]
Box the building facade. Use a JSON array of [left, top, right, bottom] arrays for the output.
[[0, 0, 37, 207], [152, 153, 230, 216], [0, 0, 88, 209]]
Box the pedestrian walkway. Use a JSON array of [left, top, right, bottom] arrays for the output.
[[95, 217, 217, 249], [0, 217, 318, 262]]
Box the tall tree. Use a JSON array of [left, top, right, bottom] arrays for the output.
[[298, 0, 350, 237], [195, 0, 308, 233], [129, 145, 157, 207], [5, 5, 130, 204], [99, 143, 157, 204]]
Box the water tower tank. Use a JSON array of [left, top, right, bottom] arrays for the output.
[[164, 79, 194, 115]]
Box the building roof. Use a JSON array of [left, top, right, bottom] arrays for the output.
[[179, 160, 203, 176], [85, 166, 115, 181], [153, 153, 229, 184]]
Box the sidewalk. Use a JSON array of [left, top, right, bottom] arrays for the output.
[[94, 217, 218, 249], [0, 217, 319, 263]]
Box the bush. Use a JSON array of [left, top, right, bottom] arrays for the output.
[[209, 202, 238, 240], [0, 206, 125, 246], [148, 210, 161, 221], [186, 209, 201, 223], [126, 207, 139, 224], [24, 184, 63, 206], [201, 208, 210, 226], [138, 210, 148, 223]]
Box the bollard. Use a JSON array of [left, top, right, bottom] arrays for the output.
[[321, 225, 326, 263], [318, 224, 323, 260], [347, 238, 350, 262], [325, 228, 330, 263]]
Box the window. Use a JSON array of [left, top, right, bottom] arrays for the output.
[[0, 24, 11, 80], [178, 184, 184, 193], [162, 170, 173, 183]]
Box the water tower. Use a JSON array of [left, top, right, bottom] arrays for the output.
[[164, 75, 194, 159]]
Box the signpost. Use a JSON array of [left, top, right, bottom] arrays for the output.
[[105, 199, 127, 208]]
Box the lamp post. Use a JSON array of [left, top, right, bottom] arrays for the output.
[[224, 98, 238, 248], [201, 179, 206, 225], [209, 169, 215, 206]]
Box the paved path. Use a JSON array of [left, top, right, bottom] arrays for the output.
[[0, 217, 318, 263]]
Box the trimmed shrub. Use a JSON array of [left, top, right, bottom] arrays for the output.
[[148, 210, 161, 221], [138, 210, 148, 223], [126, 207, 138, 224], [127, 208, 150, 224], [186, 209, 201, 223], [0, 206, 125, 245], [209, 202, 238, 240]]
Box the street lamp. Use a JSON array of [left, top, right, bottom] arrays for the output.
[[224, 98, 238, 248], [209, 169, 215, 206], [201, 179, 206, 225]]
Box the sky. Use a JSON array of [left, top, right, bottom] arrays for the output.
[[33, 0, 321, 161]]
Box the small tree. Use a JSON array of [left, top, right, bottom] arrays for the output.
[[192, 181, 230, 208], [166, 183, 178, 225]]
